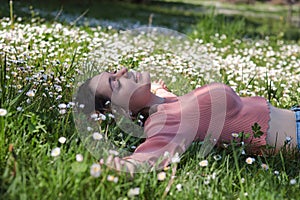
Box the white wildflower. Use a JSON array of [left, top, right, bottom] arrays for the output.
[[58, 103, 67, 109], [128, 187, 140, 197], [285, 136, 292, 144], [261, 163, 269, 170], [171, 152, 180, 163], [90, 163, 101, 178], [290, 179, 297, 185], [245, 157, 255, 164], [232, 133, 239, 138], [59, 109, 66, 115], [0, 108, 8, 116], [176, 184, 182, 191], [274, 170, 280, 175], [92, 132, 103, 140], [157, 172, 166, 181], [58, 136, 66, 144], [99, 113, 106, 120], [90, 113, 98, 119], [76, 154, 83, 162], [107, 175, 118, 183], [163, 151, 170, 157], [108, 113, 115, 118], [199, 160, 208, 167], [51, 147, 61, 157], [26, 90, 35, 97]]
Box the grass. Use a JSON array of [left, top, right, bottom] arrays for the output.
[[1, 1, 300, 199]]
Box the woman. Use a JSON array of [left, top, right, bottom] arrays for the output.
[[76, 67, 299, 175]]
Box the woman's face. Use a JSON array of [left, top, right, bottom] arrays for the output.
[[89, 68, 152, 113]]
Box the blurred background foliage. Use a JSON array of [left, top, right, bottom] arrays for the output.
[[0, 0, 299, 41]]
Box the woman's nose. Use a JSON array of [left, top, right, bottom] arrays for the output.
[[115, 67, 128, 78]]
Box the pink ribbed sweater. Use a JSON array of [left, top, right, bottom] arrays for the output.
[[126, 83, 270, 167]]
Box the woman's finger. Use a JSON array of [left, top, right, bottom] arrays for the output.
[[106, 155, 114, 166], [114, 157, 121, 171], [125, 162, 135, 177]]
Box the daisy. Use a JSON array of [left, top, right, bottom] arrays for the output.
[[157, 172, 166, 181], [231, 133, 239, 138], [290, 179, 297, 185], [76, 154, 83, 162], [58, 103, 67, 109], [90, 163, 101, 178], [0, 108, 7, 116], [128, 187, 140, 197], [92, 132, 103, 140], [171, 152, 180, 163], [261, 163, 269, 170], [176, 184, 182, 191], [199, 160, 208, 167], [107, 175, 119, 183], [51, 147, 61, 157], [245, 157, 255, 164], [58, 137, 66, 144], [26, 90, 35, 97]]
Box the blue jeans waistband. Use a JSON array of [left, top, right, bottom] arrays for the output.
[[291, 106, 300, 149]]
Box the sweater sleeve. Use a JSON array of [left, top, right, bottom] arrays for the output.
[[123, 93, 200, 169], [124, 133, 186, 169]]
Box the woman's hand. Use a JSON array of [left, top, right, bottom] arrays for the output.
[[151, 79, 169, 94], [104, 155, 136, 177]]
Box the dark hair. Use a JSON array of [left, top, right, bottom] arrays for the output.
[[75, 77, 150, 125], [75, 78, 111, 115]]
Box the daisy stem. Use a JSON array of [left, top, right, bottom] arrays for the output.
[[162, 163, 177, 199], [0, 117, 5, 165], [9, 0, 14, 29], [232, 143, 245, 195]]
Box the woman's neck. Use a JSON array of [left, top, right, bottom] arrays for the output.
[[133, 94, 165, 116]]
